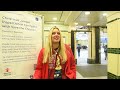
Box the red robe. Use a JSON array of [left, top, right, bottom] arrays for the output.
[[33, 44, 76, 79]]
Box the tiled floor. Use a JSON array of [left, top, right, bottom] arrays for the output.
[[76, 48, 107, 79], [76, 71, 107, 79]]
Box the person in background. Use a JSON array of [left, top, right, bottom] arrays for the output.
[[77, 44, 81, 57], [33, 26, 76, 79], [104, 45, 107, 60]]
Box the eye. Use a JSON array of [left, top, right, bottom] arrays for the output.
[[52, 32, 56, 35], [57, 32, 60, 35], [52, 32, 60, 35]]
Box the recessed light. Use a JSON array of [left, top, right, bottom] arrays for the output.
[[74, 23, 78, 25], [53, 17, 57, 20], [87, 23, 91, 25], [85, 12, 90, 15], [103, 13, 107, 16]]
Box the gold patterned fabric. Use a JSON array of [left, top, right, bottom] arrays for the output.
[[48, 48, 62, 79]]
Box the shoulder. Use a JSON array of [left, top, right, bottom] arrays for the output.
[[64, 44, 72, 53], [65, 44, 70, 49], [65, 44, 71, 51], [40, 48, 44, 52], [39, 48, 45, 55]]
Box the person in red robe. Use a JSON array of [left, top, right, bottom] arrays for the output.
[[33, 26, 76, 79]]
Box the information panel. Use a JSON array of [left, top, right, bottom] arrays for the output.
[[0, 11, 43, 79]]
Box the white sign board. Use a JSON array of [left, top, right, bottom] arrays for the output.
[[0, 11, 43, 79]]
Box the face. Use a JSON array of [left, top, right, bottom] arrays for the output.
[[51, 28, 61, 43]]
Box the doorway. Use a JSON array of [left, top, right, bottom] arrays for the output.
[[75, 32, 89, 66], [100, 28, 108, 65]]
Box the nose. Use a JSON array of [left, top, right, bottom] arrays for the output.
[[55, 32, 59, 35]]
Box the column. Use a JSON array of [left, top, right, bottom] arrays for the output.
[[107, 12, 120, 79], [87, 27, 96, 64]]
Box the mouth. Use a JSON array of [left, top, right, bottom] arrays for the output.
[[54, 36, 59, 40], [54, 38, 59, 40]]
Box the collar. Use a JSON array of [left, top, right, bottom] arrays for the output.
[[52, 48, 59, 54]]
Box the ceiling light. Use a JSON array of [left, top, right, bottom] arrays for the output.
[[85, 11, 90, 15], [53, 17, 57, 20], [103, 13, 107, 16], [87, 23, 91, 26], [74, 23, 78, 25]]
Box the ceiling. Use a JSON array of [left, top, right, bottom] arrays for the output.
[[31, 11, 112, 28]]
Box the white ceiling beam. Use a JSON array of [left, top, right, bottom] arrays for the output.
[[64, 11, 82, 26]]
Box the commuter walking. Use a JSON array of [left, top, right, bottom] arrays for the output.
[[104, 45, 107, 60], [77, 44, 81, 57]]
